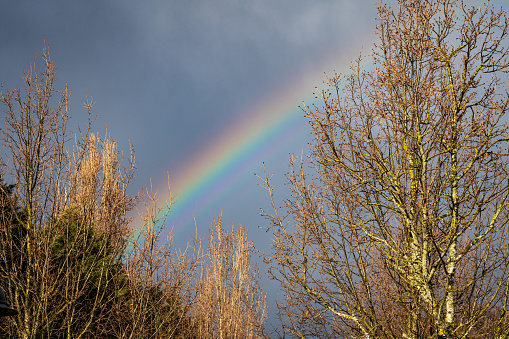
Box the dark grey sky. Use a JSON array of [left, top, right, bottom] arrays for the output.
[[0, 3, 382, 227], [0, 0, 398, 328]]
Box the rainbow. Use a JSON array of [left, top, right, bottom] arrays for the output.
[[138, 0, 507, 243], [134, 37, 375, 243]]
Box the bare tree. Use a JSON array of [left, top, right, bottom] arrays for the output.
[[260, 0, 509, 338], [192, 214, 267, 339], [0, 45, 76, 339]]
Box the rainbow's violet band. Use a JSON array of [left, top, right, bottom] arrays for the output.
[[132, 38, 375, 242]]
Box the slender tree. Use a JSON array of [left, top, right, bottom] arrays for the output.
[[260, 0, 509, 338], [0, 45, 74, 339], [193, 214, 267, 339]]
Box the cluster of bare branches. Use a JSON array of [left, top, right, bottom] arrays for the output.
[[261, 0, 509, 338], [0, 46, 267, 338], [192, 214, 267, 338]]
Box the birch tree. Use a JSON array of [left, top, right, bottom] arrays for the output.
[[260, 0, 509, 338]]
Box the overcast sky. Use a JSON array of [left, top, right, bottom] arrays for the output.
[[3, 0, 477, 329]]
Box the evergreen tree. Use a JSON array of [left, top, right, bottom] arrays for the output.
[[0, 175, 27, 335]]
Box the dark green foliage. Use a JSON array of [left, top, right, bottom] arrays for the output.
[[0, 175, 27, 275], [0, 176, 27, 336], [51, 207, 127, 296], [46, 208, 129, 338]]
